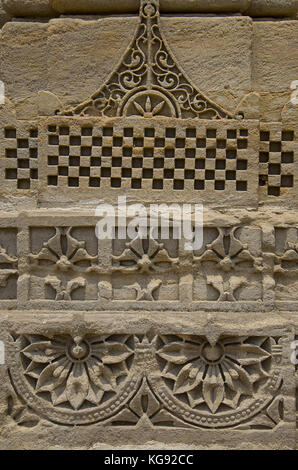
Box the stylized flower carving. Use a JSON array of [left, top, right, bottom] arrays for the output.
[[206, 274, 248, 301], [113, 235, 178, 273], [157, 335, 270, 414], [274, 242, 298, 277], [45, 276, 86, 301], [126, 279, 162, 301], [133, 96, 165, 117], [0, 244, 17, 266], [0, 243, 18, 288], [22, 334, 134, 410], [194, 228, 260, 273], [30, 227, 97, 272]]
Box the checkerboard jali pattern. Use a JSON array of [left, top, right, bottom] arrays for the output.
[[259, 126, 296, 197], [2, 127, 38, 189], [46, 123, 251, 192]]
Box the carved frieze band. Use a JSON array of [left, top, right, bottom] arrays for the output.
[[0, 217, 297, 311], [5, 329, 288, 429]]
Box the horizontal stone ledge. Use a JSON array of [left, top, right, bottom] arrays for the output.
[[2, 0, 298, 17], [247, 0, 298, 16], [0, 4, 11, 26], [50, 1, 252, 14], [2, 0, 57, 17]]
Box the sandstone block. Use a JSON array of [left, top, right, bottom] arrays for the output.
[[161, 16, 252, 94], [47, 17, 138, 107], [50, 0, 251, 14], [0, 21, 48, 101], [0, 3, 11, 27], [0, 312, 295, 449], [0, 0, 297, 450], [252, 21, 298, 93], [50, 0, 298, 16], [247, 0, 298, 17], [2, 0, 57, 17]]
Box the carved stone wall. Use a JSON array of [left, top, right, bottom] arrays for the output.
[[0, 0, 297, 450]]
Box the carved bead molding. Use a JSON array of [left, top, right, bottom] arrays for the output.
[[5, 0, 297, 17], [6, 329, 288, 428]]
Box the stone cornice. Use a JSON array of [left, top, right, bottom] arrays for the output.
[[2, 0, 298, 18]]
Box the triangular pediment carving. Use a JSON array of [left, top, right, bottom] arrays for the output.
[[61, 0, 234, 119]]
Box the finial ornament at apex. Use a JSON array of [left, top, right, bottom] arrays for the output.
[[61, 0, 234, 119]]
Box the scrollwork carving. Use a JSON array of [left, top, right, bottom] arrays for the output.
[[61, 0, 232, 120]]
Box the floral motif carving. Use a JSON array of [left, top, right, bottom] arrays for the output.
[[157, 335, 272, 413], [126, 279, 162, 301], [30, 227, 98, 272], [7, 392, 39, 428], [109, 377, 186, 427], [194, 228, 260, 273], [113, 235, 178, 273], [0, 242, 17, 289], [61, 0, 232, 119], [45, 275, 86, 301], [7, 332, 284, 428], [274, 241, 298, 277], [206, 274, 248, 302], [21, 334, 134, 410], [132, 95, 166, 117], [1, 222, 296, 306], [193, 228, 262, 302]]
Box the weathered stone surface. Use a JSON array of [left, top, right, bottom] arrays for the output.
[[259, 91, 292, 122], [236, 92, 261, 119], [4, 0, 298, 17], [282, 100, 298, 123], [50, 0, 298, 16], [0, 22, 48, 101], [0, 16, 254, 112], [0, 312, 296, 449], [0, 0, 297, 451], [38, 90, 62, 116], [2, 0, 57, 17], [2, 16, 297, 119], [0, 2, 11, 27], [161, 16, 252, 94], [50, 0, 251, 14], [247, 0, 298, 17], [47, 17, 139, 107], [252, 21, 298, 93]]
